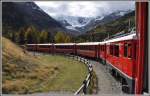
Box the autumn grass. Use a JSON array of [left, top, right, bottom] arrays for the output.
[[2, 37, 88, 94]]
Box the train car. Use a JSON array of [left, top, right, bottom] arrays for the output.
[[26, 44, 37, 51], [101, 33, 137, 93], [76, 42, 100, 58], [26, 43, 54, 53], [54, 43, 76, 54], [35, 44, 54, 53]]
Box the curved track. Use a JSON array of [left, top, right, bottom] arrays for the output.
[[89, 60, 123, 94]]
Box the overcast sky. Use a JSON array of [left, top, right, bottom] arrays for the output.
[[35, 1, 135, 17]]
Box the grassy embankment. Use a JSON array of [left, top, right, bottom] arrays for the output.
[[2, 37, 88, 94]]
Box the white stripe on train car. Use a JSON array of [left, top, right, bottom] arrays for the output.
[[54, 43, 76, 46], [27, 43, 53, 45], [102, 33, 136, 44], [27, 33, 136, 46], [77, 42, 100, 45]]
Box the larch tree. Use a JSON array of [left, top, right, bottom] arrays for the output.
[[54, 32, 66, 43]]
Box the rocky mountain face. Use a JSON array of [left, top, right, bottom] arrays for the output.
[[54, 16, 92, 34], [2, 2, 69, 36], [55, 10, 133, 34], [74, 10, 135, 42]]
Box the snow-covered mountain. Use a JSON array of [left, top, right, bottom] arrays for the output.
[[54, 10, 133, 33], [54, 16, 93, 33], [55, 16, 92, 27]]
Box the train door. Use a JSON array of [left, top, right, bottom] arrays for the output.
[[95, 45, 98, 58], [104, 44, 107, 64]]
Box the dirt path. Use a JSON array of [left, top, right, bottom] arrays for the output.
[[90, 60, 123, 95]]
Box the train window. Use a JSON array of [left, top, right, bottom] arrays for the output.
[[87, 45, 91, 50], [133, 44, 136, 59], [124, 43, 132, 58], [110, 45, 113, 55], [90, 46, 95, 50], [56, 46, 64, 49], [88, 46, 91, 50], [80, 46, 84, 50], [39, 45, 50, 48], [114, 45, 119, 57], [101, 45, 105, 51], [79, 45, 95, 50], [88, 46, 92, 50], [128, 44, 132, 58], [124, 44, 128, 57], [101, 45, 103, 51], [100, 45, 102, 51], [103, 45, 105, 51], [107, 46, 109, 54], [56, 46, 72, 49]]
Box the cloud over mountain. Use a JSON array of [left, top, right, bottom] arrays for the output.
[[35, 1, 135, 17]]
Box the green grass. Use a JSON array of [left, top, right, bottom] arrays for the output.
[[33, 55, 88, 92], [2, 37, 88, 94]]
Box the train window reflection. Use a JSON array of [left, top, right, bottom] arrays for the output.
[[114, 45, 119, 57], [124, 43, 132, 58], [110, 45, 113, 55]]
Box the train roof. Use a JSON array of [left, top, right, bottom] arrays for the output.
[[27, 43, 53, 45], [77, 42, 100, 45], [76, 33, 136, 45], [27, 43, 76, 46], [102, 33, 136, 44], [54, 43, 76, 46], [27, 33, 136, 46]]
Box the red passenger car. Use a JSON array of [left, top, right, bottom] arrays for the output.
[[26, 44, 54, 53], [54, 43, 76, 54], [26, 44, 37, 51], [76, 42, 99, 58], [102, 33, 137, 93], [36, 44, 54, 53]]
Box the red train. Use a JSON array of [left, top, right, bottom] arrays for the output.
[[26, 2, 149, 95], [26, 33, 137, 93]]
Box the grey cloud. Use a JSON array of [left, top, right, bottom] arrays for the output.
[[35, 1, 135, 17]]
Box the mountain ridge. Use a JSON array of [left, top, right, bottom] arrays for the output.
[[2, 2, 72, 37], [54, 10, 133, 34]]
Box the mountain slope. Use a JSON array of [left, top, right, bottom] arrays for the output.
[[54, 10, 132, 33], [74, 11, 135, 42], [2, 37, 88, 94], [2, 37, 44, 93], [2, 2, 67, 36], [82, 10, 132, 33]]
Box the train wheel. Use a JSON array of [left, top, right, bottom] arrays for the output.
[[121, 78, 130, 93]]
